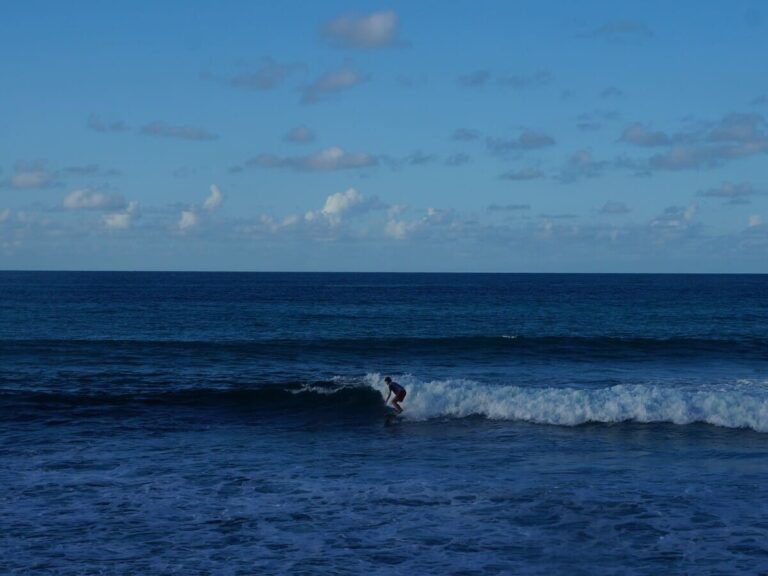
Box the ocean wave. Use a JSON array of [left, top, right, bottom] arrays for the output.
[[2, 334, 766, 360], [363, 374, 768, 433], [4, 375, 768, 433]]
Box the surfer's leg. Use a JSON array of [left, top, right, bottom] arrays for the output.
[[392, 401, 402, 413]]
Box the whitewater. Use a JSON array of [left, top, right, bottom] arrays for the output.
[[329, 374, 768, 432]]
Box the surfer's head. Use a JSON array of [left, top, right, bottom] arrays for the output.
[[384, 376, 391, 384]]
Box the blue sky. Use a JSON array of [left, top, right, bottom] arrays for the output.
[[1, 0, 767, 271]]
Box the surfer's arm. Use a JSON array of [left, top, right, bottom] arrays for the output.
[[385, 389, 391, 403]]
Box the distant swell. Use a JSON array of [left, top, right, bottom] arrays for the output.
[[2, 335, 767, 361], [0, 382, 383, 412]]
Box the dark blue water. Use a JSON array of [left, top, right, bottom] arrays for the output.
[[2, 272, 767, 574]]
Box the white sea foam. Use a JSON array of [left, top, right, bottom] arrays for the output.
[[365, 373, 768, 432]]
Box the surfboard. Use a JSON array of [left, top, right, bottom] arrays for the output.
[[384, 408, 402, 425]]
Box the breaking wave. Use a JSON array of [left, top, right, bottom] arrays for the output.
[[364, 374, 768, 433], [3, 374, 768, 433]]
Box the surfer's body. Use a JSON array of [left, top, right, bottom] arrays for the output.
[[384, 376, 406, 413]]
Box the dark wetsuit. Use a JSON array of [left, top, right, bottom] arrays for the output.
[[388, 381, 406, 402]]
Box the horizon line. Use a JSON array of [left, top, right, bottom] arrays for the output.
[[1, 269, 766, 275]]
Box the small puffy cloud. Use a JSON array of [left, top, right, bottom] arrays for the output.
[[0, 208, 10, 223], [227, 59, 303, 90], [384, 218, 418, 240], [178, 210, 198, 231], [88, 114, 128, 133], [322, 10, 401, 49], [203, 184, 223, 211], [458, 70, 491, 88], [648, 145, 714, 170], [486, 131, 556, 155], [499, 167, 544, 181], [320, 188, 363, 223], [63, 189, 126, 211], [558, 150, 609, 182], [404, 151, 436, 166], [706, 113, 765, 143], [650, 205, 697, 228], [304, 187, 383, 226], [103, 201, 139, 230], [452, 128, 481, 141], [645, 113, 768, 171], [577, 109, 620, 132], [245, 147, 377, 172], [498, 71, 551, 89], [285, 125, 315, 144], [589, 20, 653, 42], [599, 201, 630, 214], [60, 164, 120, 178], [620, 123, 672, 147], [577, 119, 602, 132], [141, 121, 218, 141], [600, 86, 624, 99], [301, 65, 367, 104], [459, 70, 550, 90], [4, 160, 57, 189], [445, 153, 470, 166], [384, 207, 458, 240], [378, 152, 440, 171], [749, 214, 763, 227], [176, 185, 224, 233], [488, 204, 530, 212], [698, 182, 756, 205]]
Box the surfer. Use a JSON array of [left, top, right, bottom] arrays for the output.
[[384, 376, 407, 414]]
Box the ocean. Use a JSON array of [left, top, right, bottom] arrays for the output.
[[1, 271, 767, 574]]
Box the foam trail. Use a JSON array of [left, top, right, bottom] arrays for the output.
[[365, 373, 768, 432]]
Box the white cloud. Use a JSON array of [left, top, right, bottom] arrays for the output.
[[285, 125, 315, 144], [178, 210, 199, 231], [650, 205, 697, 228], [486, 131, 556, 155], [226, 59, 303, 91], [322, 188, 363, 216], [176, 185, 224, 232], [644, 113, 768, 171], [458, 70, 491, 88], [589, 20, 653, 43], [141, 121, 218, 141], [103, 201, 139, 230], [383, 207, 458, 240], [246, 147, 377, 172], [749, 214, 763, 227], [303, 187, 380, 226], [599, 202, 630, 214], [698, 182, 756, 205], [5, 160, 56, 189], [499, 167, 544, 181], [0, 208, 10, 223], [558, 150, 609, 182], [620, 123, 672, 147], [64, 189, 126, 210], [301, 65, 367, 104], [322, 10, 400, 49], [385, 218, 414, 240], [203, 184, 223, 211], [88, 114, 128, 133]]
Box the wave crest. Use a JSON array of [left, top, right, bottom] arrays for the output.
[[366, 374, 768, 432]]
